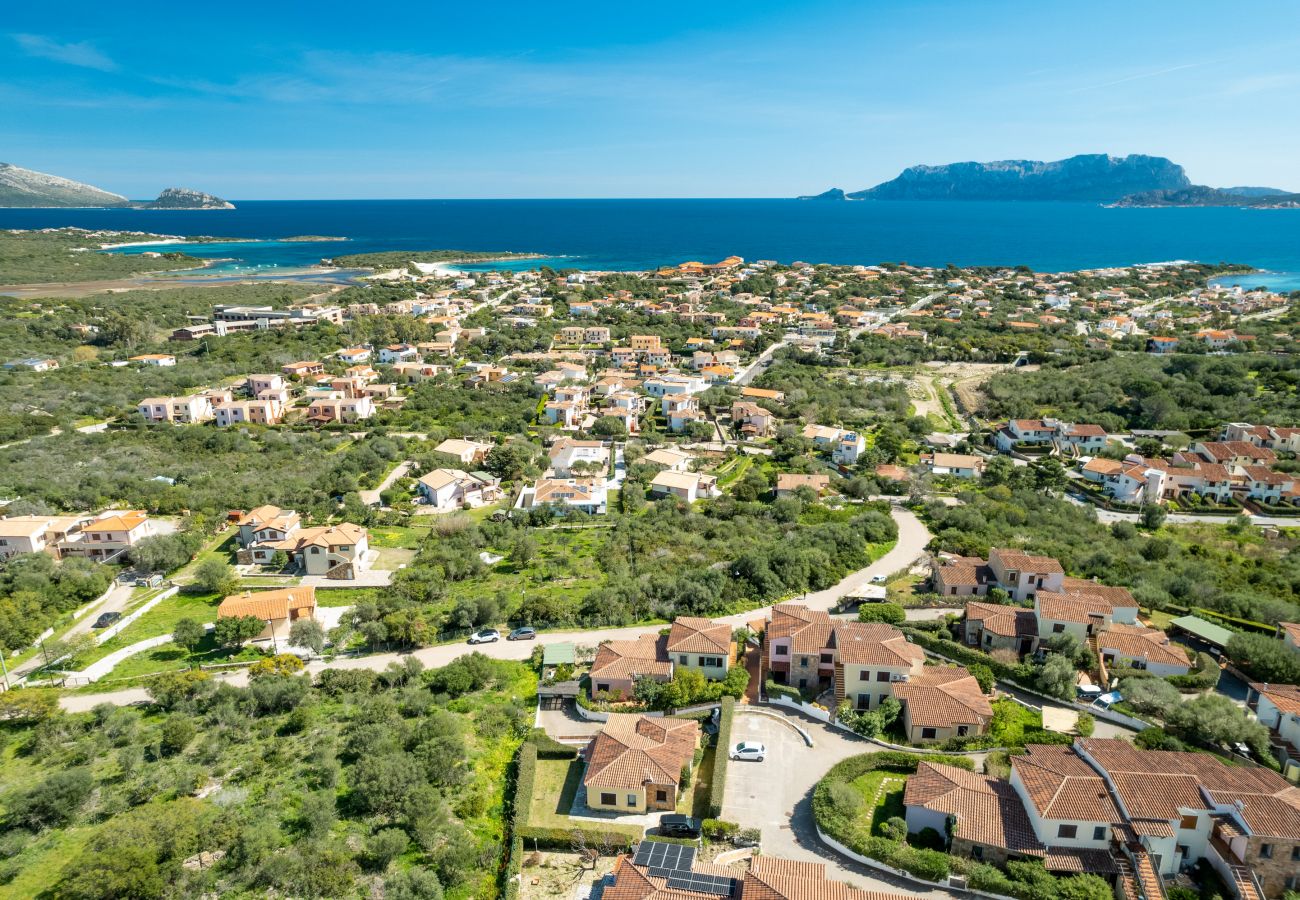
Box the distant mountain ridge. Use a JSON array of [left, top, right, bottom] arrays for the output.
[[0, 162, 129, 208], [0, 162, 232, 209], [812, 154, 1192, 202]]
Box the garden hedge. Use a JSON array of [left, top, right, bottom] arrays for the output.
[[708, 696, 735, 817]]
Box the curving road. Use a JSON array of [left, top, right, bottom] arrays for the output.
[[59, 505, 933, 712]]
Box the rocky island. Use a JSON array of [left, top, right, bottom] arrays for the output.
[[801, 153, 1296, 208], [803, 154, 1191, 202], [135, 187, 234, 210]]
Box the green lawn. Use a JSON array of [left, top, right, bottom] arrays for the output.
[[680, 745, 716, 819], [313, 586, 384, 607], [530, 758, 585, 828], [850, 769, 908, 835], [72, 589, 222, 669], [367, 524, 432, 549], [96, 633, 262, 683], [445, 527, 608, 615]]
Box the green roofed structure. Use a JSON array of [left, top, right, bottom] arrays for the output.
[[1169, 615, 1234, 649], [543, 642, 575, 666]]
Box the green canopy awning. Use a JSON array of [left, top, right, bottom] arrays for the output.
[[542, 642, 575, 665], [1169, 615, 1234, 648]]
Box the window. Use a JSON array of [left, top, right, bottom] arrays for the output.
[[656, 790, 667, 802], [1179, 814, 1197, 830], [876, 671, 891, 682], [950, 587, 957, 596], [921, 727, 937, 739], [820, 653, 833, 665], [627, 794, 638, 807], [679, 655, 689, 665], [859, 670, 871, 681], [1058, 825, 1078, 839], [596, 683, 610, 693], [1094, 826, 1107, 841], [799, 656, 809, 667], [600, 793, 616, 806], [798, 678, 807, 689], [879, 694, 888, 704], [1259, 844, 1273, 859], [971, 845, 984, 860], [958, 725, 969, 737], [1052, 623, 1066, 634], [1292, 847, 1300, 861], [857, 695, 870, 710]]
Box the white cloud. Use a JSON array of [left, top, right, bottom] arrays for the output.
[[12, 33, 117, 72]]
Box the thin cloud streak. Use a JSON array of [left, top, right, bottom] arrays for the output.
[[11, 33, 118, 72]]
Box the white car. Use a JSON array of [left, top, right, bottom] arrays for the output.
[[870, 574, 887, 584], [468, 629, 501, 644], [730, 741, 767, 762]]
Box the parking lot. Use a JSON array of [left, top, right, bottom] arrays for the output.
[[721, 708, 955, 897]]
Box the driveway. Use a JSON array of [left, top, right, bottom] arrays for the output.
[[537, 702, 604, 742], [722, 707, 956, 898]]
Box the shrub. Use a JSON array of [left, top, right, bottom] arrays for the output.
[[764, 680, 803, 703], [708, 697, 734, 817], [1075, 712, 1095, 738], [512, 742, 537, 833], [526, 729, 578, 760], [889, 843, 950, 881], [857, 603, 905, 625], [701, 819, 738, 841]]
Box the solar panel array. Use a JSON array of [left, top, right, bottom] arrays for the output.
[[631, 841, 695, 877], [665, 871, 736, 896]]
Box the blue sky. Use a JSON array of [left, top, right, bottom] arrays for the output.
[[3, 0, 1298, 198]]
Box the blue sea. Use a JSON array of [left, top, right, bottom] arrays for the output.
[[3, 199, 1300, 290]]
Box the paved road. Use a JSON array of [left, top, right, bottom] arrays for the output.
[[734, 335, 792, 386], [1067, 493, 1298, 528], [359, 459, 414, 506], [60, 506, 933, 711], [724, 708, 957, 898]]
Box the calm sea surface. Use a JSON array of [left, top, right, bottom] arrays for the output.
[[3, 199, 1300, 289]]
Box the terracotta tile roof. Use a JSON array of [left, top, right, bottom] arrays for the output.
[[273, 522, 366, 551], [904, 762, 1044, 854], [1096, 624, 1190, 669], [1251, 681, 1300, 716], [1041, 848, 1119, 874], [768, 604, 836, 654], [591, 634, 672, 681], [893, 667, 992, 728], [1036, 591, 1114, 625], [965, 601, 1036, 638], [743, 856, 909, 900], [583, 714, 699, 792], [933, 558, 992, 587], [1079, 738, 1300, 835], [666, 617, 731, 656], [1281, 622, 1300, 644], [1082, 457, 1124, 476], [217, 586, 316, 621], [990, 548, 1064, 575], [82, 510, 148, 533], [1059, 578, 1136, 608], [1011, 744, 1121, 823], [835, 624, 924, 668]]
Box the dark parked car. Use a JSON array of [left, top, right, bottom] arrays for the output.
[[658, 814, 701, 838], [507, 626, 537, 641], [92, 611, 122, 629]]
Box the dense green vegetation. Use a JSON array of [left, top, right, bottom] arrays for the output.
[[981, 353, 1300, 432], [0, 554, 112, 655], [349, 496, 898, 641], [752, 355, 912, 428], [0, 655, 532, 899], [0, 230, 204, 283], [0, 427, 404, 518]]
